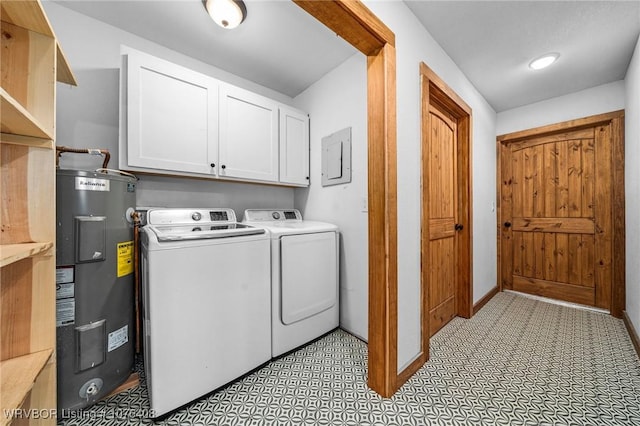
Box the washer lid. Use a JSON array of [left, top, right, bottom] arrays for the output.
[[149, 223, 264, 241]]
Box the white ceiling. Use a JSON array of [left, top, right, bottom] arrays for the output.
[[52, 0, 357, 99], [54, 1, 640, 111], [405, 1, 640, 112]]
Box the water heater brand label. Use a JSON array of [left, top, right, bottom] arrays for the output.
[[75, 177, 110, 191], [108, 325, 128, 352]]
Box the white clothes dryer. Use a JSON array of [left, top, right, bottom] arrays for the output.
[[243, 209, 339, 357]]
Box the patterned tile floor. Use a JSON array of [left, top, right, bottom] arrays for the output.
[[58, 292, 640, 425]]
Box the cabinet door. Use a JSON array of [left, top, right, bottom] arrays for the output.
[[219, 84, 278, 182], [279, 106, 310, 186], [126, 52, 218, 175]]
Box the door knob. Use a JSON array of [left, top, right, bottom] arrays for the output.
[[455, 223, 463, 231], [504, 222, 512, 228]]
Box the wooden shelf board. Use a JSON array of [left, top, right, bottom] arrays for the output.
[[56, 42, 77, 86], [0, 0, 55, 37], [0, 88, 53, 140], [0, 242, 53, 268], [0, 133, 53, 149], [0, 349, 53, 426]]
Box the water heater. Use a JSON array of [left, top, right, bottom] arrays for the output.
[[56, 169, 136, 411]]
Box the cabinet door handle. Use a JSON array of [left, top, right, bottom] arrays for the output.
[[221, 165, 226, 169], [210, 163, 215, 168], [306, 176, 309, 180]]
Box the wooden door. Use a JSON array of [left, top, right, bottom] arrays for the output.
[[421, 64, 473, 343], [425, 102, 459, 335], [499, 116, 624, 311]]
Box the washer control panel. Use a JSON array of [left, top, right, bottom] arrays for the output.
[[148, 208, 236, 225]]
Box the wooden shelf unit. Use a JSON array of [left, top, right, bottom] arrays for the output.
[[0, 350, 53, 426], [1, 1, 76, 424]]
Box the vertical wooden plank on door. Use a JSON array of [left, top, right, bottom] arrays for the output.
[[543, 143, 557, 282], [544, 233, 556, 281], [580, 136, 595, 291], [594, 125, 613, 310], [568, 137, 584, 287], [511, 147, 523, 281], [532, 144, 544, 280], [568, 139, 583, 218], [567, 235, 582, 285], [582, 137, 595, 219], [522, 147, 534, 279], [543, 143, 557, 217], [555, 141, 569, 283], [582, 234, 595, 287], [499, 142, 513, 289]]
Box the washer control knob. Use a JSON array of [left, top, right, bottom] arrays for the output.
[[272, 212, 281, 220], [192, 212, 202, 221]]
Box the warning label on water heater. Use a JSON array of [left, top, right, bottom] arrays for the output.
[[56, 298, 75, 327], [108, 325, 128, 352], [117, 241, 134, 277]]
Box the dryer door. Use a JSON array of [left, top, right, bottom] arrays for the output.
[[280, 232, 337, 325]]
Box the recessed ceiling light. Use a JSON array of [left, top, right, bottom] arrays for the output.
[[529, 53, 559, 70]]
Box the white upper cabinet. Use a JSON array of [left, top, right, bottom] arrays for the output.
[[121, 49, 309, 187], [279, 106, 309, 186], [124, 51, 218, 176], [218, 84, 279, 182]]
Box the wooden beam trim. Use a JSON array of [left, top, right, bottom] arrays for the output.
[[497, 110, 625, 143], [419, 63, 472, 116], [366, 43, 397, 398], [611, 116, 625, 318], [294, 0, 398, 399], [292, 1, 394, 56]]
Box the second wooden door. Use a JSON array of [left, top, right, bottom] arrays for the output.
[[499, 117, 622, 310]]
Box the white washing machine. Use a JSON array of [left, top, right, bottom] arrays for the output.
[[243, 209, 339, 357], [141, 208, 270, 417]]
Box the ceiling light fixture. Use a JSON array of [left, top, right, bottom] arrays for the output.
[[529, 53, 559, 70], [205, 0, 247, 30]]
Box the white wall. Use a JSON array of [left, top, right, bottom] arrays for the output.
[[496, 81, 625, 135], [360, 1, 498, 372], [293, 54, 368, 341], [45, 2, 294, 214], [625, 35, 640, 333]]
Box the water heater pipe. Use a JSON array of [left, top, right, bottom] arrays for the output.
[[56, 146, 110, 169]]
